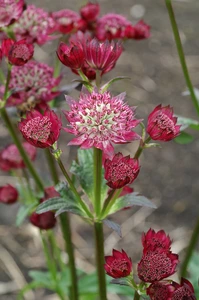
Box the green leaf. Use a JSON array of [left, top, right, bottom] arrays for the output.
[[55, 206, 86, 217], [108, 192, 156, 215], [55, 181, 80, 206], [174, 132, 194, 144], [103, 219, 122, 237], [28, 271, 54, 289], [16, 202, 37, 226], [70, 149, 108, 203], [176, 115, 199, 131], [17, 281, 45, 300], [100, 76, 131, 93], [187, 252, 199, 299], [36, 197, 68, 214]]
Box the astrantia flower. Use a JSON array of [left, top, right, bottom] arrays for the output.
[[19, 109, 62, 148], [29, 186, 57, 230], [57, 41, 85, 69], [147, 105, 181, 141], [0, 0, 25, 28], [2, 39, 34, 66], [52, 9, 86, 34], [142, 228, 172, 254], [95, 13, 132, 41], [13, 5, 55, 45], [0, 184, 18, 204], [104, 152, 140, 189], [6, 61, 60, 109], [137, 251, 179, 283], [0, 142, 36, 171], [104, 249, 132, 278], [147, 281, 175, 300], [64, 89, 141, 157], [85, 38, 123, 74], [80, 2, 100, 23], [172, 278, 196, 300], [132, 20, 150, 40]]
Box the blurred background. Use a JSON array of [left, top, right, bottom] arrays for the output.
[[0, 0, 199, 299]]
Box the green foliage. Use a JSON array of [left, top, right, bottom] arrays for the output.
[[176, 115, 199, 131], [187, 251, 199, 298], [108, 192, 156, 215], [16, 202, 37, 226], [70, 148, 108, 203], [174, 132, 194, 144], [100, 76, 131, 93]]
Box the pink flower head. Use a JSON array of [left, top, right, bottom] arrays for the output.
[[142, 228, 172, 254], [137, 251, 179, 283], [172, 278, 196, 300], [6, 61, 61, 109], [0, 184, 18, 204], [52, 9, 87, 34], [13, 5, 55, 45], [147, 105, 181, 141], [2, 38, 34, 66], [29, 186, 57, 230], [104, 249, 132, 278], [95, 13, 132, 41], [85, 38, 123, 74], [132, 20, 150, 40], [0, 0, 25, 28], [57, 41, 85, 69], [104, 152, 140, 189], [19, 109, 62, 148], [147, 281, 175, 300], [0, 142, 36, 171], [64, 89, 141, 157], [80, 2, 100, 23]]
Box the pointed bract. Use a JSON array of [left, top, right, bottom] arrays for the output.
[[142, 228, 172, 254]]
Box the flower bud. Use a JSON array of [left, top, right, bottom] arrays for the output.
[[104, 249, 132, 278], [80, 2, 100, 22], [0, 184, 18, 204], [57, 42, 85, 69]]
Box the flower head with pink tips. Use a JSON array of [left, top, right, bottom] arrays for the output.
[[64, 89, 141, 157]]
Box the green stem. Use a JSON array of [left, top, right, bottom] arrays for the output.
[[165, 0, 199, 117], [59, 213, 79, 300], [45, 148, 59, 184], [94, 222, 107, 300], [134, 291, 140, 300], [55, 156, 93, 218], [134, 136, 151, 159], [1, 108, 44, 191], [95, 70, 101, 89], [180, 217, 199, 277], [100, 188, 122, 219], [93, 148, 102, 217], [47, 230, 65, 272], [3, 64, 12, 101]]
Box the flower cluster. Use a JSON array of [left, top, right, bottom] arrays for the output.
[[104, 229, 196, 299], [5, 61, 60, 111], [64, 89, 141, 158], [0, 0, 25, 28], [57, 37, 123, 80]]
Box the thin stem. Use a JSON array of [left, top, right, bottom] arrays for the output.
[[134, 291, 140, 300], [56, 156, 93, 218], [180, 217, 199, 277], [165, 0, 199, 117], [93, 148, 102, 217], [100, 188, 122, 219], [1, 108, 44, 191], [95, 70, 101, 89], [3, 64, 12, 101], [94, 222, 107, 300], [59, 213, 79, 300], [45, 148, 59, 184], [47, 230, 65, 272], [134, 136, 151, 159]]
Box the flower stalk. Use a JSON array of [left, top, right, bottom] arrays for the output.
[[93, 148, 102, 217]]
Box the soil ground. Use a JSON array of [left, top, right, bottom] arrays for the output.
[[0, 0, 199, 299]]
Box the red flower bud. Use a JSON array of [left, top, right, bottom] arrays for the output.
[[147, 105, 181, 141], [104, 249, 132, 278], [147, 281, 175, 300], [104, 152, 140, 189], [2, 39, 34, 66], [57, 42, 85, 69], [19, 109, 62, 148], [133, 20, 150, 40], [80, 2, 100, 22], [172, 278, 196, 300], [142, 228, 172, 254], [0, 184, 18, 204]]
